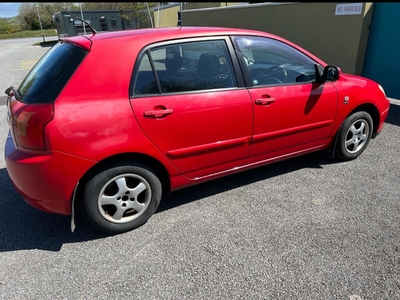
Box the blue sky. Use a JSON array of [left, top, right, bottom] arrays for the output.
[[0, 2, 22, 18]]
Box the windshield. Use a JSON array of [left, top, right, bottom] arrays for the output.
[[18, 42, 87, 103]]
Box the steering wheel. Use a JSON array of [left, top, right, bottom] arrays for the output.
[[265, 65, 288, 83], [257, 76, 282, 85], [249, 66, 287, 86]]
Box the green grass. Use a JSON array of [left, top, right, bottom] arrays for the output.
[[0, 29, 58, 40]]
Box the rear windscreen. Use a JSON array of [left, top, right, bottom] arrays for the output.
[[17, 42, 87, 104]]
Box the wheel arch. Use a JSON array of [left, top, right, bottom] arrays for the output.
[[329, 103, 379, 159], [74, 152, 171, 209]]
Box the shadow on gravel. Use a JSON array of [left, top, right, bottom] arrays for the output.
[[157, 151, 336, 214], [386, 102, 400, 126], [35, 39, 58, 48], [0, 168, 110, 253]]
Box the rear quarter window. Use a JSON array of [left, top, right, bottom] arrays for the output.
[[18, 42, 87, 103]]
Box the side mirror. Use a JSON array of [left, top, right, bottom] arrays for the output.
[[321, 65, 340, 82]]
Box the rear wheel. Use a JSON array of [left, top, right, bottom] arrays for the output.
[[335, 111, 373, 161], [82, 162, 162, 234]]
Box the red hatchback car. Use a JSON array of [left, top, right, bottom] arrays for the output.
[[5, 26, 390, 234]]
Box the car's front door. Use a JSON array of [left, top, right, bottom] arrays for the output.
[[232, 36, 338, 164], [130, 39, 253, 179], [246, 83, 338, 164]]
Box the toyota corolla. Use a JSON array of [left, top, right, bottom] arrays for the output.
[[4, 26, 390, 234]]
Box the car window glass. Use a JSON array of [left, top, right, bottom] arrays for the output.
[[232, 36, 317, 87], [18, 42, 87, 103], [133, 52, 159, 95], [133, 39, 237, 95]]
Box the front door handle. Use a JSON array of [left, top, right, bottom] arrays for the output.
[[255, 98, 276, 106], [144, 108, 174, 118]]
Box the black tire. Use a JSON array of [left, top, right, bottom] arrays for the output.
[[82, 162, 162, 234], [334, 111, 373, 161]]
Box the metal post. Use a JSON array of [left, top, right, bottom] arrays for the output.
[[180, 2, 183, 25], [146, 2, 154, 28], [80, 3, 86, 34], [36, 4, 45, 42]]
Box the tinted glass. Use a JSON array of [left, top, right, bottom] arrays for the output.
[[233, 36, 318, 86], [18, 42, 87, 103], [133, 39, 236, 95], [133, 52, 158, 95]]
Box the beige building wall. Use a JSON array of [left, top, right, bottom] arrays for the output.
[[181, 2, 374, 75], [153, 3, 246, 28], [153, 5, 181, 28]]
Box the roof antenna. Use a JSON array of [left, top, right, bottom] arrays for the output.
[[67, 11, 97, 35]]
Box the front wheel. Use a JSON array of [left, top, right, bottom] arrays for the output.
[[82, 162, 162, 234], [334, 111, 373, 161]]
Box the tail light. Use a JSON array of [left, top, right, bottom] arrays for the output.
[[10, 100, 54, 151]]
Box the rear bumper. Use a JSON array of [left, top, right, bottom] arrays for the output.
[[5, 132, 96, 215]]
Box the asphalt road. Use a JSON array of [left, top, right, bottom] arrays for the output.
[[0, 37, 399, 300]]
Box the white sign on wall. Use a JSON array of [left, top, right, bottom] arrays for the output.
[[335, 3, 363, 15]]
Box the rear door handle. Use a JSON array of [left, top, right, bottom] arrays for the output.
[[255, 98, 276, 105], [144, 108, 174, 118]]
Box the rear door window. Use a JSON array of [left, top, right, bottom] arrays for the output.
[[132, 39, 237, 95]]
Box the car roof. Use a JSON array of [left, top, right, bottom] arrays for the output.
[[61, 26, 283, 47]]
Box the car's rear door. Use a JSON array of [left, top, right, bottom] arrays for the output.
[[130, 38, 253, 180]]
